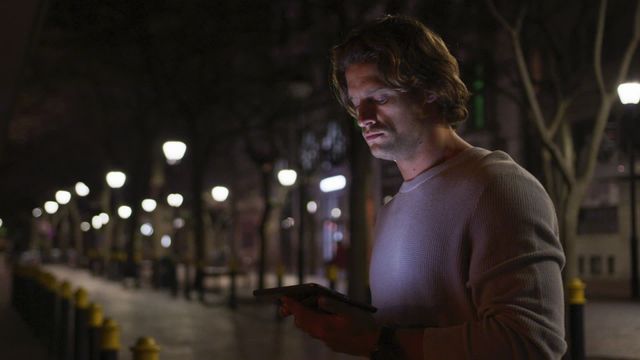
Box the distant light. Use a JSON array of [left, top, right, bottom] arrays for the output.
[[306, 201, 318, 214], [99, 212, 109, 225], [162, 141, 187, 165], [161, 235, 172, 248], [173, 217, 185, 229], [330, 208, 342, 219], [319, 175, 346, 193], [167, 193, 183, 207], [32, 208, 43, 218], [277, 169, 297, 186], [333, 231, 343, 241], [383, 195, 393, 205], [80, 222, 91, 232], [140, 223, 154, 236], [141, 199, 157, 212], [281, 217, 295, 229], [618, 165, 626, 173], [44, 201, 59, 214], [55, 190, 71, 205], [75, 182, 90, 197], [106, 171, 126, 189], [91, 216, 103, 230], [617, 82, 640, 104], [0, 218, 3, 228], [211, 186, 230, 202], [117, 206, 132, 219]]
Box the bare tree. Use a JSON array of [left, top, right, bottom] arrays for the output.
[[487, 0, 640, 280]]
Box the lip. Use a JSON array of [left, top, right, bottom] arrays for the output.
[[363, 132, 384, 142]]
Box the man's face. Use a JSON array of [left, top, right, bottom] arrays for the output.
[[345, 63, 434, 162]]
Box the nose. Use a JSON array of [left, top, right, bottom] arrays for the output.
[[356, 101, 376, 128]]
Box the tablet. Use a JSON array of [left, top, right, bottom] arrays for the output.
[[253, 283, 377, 313]]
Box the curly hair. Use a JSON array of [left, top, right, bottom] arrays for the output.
[[331, 15, 469, 126]]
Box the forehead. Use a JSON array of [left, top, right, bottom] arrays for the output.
[[345, 63, 385, 91]]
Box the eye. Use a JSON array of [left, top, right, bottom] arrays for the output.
[[374, 94, 389, 105]]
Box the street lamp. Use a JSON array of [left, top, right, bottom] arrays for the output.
[[44, 201, 59, 214], [617, 81, 640, 299], [141, 199, 157, 212], [32, 208, 43, 218], [319, 175, 347, 193], [167, 193, 183, 208], [106, 171, 126, 189], [162, 141, 187, 165], [55, 190, 72, 205], [277, 169, 297, 187], [117, 206, 132, 219], [75, 182, 90, 197], [211, 186, 230, 202]]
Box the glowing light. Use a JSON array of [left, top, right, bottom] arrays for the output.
[[80, 222, 91, 232], [211, 186, 230, 202], [106, 171, 126, 189], [173, 218, 185, 229], [281, 217, 295, 229], [44, 201, 59, 214], [140, 223, 154, 236], [75, 182, 90, 197], [91, 216, 103, 230], [55, 190, 71, 205], [618, 165, 626, 173], [0, 218, 3, 228], [162, 141, 187, 165], [277, 169, 297, 186], [319, 175, 346, 193], [141, 199, 157, 212], [617, 82, 640, 104], [99, 212, 109, 225], [161, 235, 172, 248], [32, 208, 43, 218], [117, 206, 132, 219], [167, 193, 183, 207], [330, 208, 342, 219], [306, 201, 318, 214]]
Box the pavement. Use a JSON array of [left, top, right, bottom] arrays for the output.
[[1, 254, 640, 360]]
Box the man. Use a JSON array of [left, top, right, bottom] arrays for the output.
[[281, 15, 566, 359]]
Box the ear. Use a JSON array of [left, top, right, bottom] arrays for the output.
[[425, 92, 438, 103]]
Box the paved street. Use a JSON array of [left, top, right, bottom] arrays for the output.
[[3, 254, 640, 360]]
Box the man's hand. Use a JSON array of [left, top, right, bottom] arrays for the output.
[[279, 296, 380, 356]]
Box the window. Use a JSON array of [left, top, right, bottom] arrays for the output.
[[590, 256, 602, 276], [578, 207, 618, 234], [578, 256, 585, 276], [608, 256, 615, 275]]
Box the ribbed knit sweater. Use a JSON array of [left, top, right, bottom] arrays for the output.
[[370, 147, 567, 359]]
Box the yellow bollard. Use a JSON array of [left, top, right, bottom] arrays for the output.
[[130, 336, 161, 360], [569, 278, 586, 305], [74, 287, 90, 359], [327, 264, 338, 290], [88, 303, 103, 360], [568, 278, 586, 360], [100, 317, 121, 360], [58, 280, 73, 360]]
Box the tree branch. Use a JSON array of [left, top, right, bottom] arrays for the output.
[[594, 0, 607, 95], [486, 0, 516, 35], [613, 0, 640, 89]]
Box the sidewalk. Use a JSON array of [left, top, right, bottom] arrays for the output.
[[0, 253, 47, 360], [3, 257, 640, 360], [40, 264, 359, 360]]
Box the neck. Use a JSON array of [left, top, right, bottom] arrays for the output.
[[395, 126, 471, 181]]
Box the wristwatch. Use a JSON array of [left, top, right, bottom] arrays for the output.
[[370, 326, 402, 360]]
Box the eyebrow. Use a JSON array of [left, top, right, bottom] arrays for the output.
[[348, 87, 391, 105]]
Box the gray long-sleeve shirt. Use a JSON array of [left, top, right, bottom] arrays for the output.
[[370, 147, 566, 359]]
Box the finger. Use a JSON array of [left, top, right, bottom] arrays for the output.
[[277, 298, 292, 317], [317, 296, 355, 315]]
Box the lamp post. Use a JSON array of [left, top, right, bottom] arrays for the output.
[[617, 82, 640, 299], [277, 168, 298, 285], [210, 186, 236, 307], [105, 171, 126, 279]]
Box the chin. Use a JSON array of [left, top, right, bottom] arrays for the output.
[[369, 146, 395, 161]]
